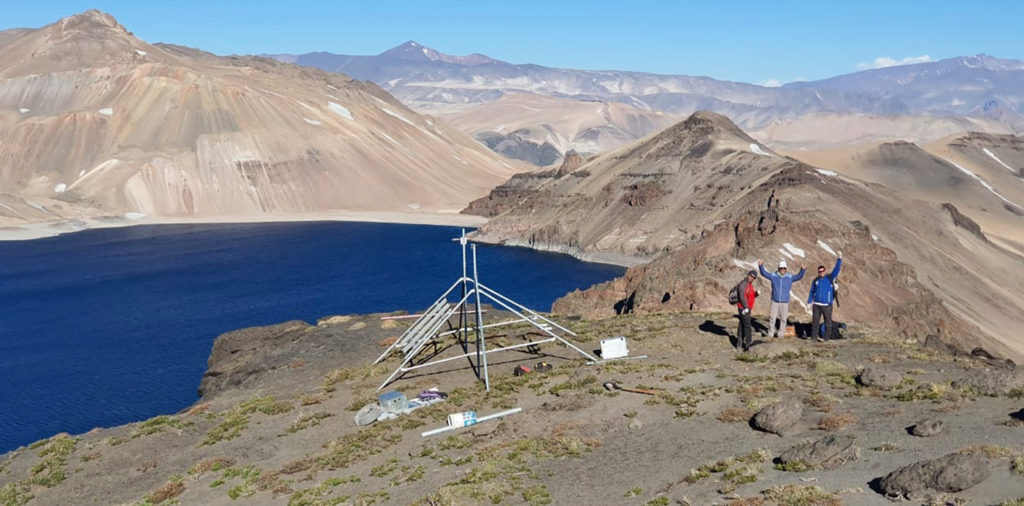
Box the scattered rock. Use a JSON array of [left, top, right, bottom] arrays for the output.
[[951, 368, 1024, 396], [910, 418, 945, 437], [752, 398, 803, 436], [379, 336, 399, 347], [348, 321, 367, 331], [317, 315, 352, 326], [878, 452, 990, 499], [858, 367, 903, 390], [778, 434, 860, 470], [381, 319, 398, 329], [748, 341, 800, 359], [628, 419, 644, 430]]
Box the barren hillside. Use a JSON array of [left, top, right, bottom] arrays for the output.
[[468, 112, 1024, 362], [0, 11, 523, 232]]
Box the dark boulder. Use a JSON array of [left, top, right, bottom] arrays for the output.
[[878, 452, 990, 499], [752, 398, 803, 436]]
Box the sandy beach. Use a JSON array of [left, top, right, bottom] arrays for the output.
[[0, 210, 489, 242]]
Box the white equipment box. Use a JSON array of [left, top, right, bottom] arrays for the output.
[[600, 336, 629, 360]]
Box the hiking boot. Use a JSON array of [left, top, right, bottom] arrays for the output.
[[815, 336, 825, 342]]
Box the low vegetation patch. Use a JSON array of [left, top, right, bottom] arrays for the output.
[[146, 481, 185, 504], [417, 436, 600, 505], [0, 481, 33, 506], [310, 423, 402, 472], [131, 415, 194, 438], [684, 449, 770, 489], [717, 406, 755, 423], [287, 475, 360, 506], [29, 435, 77, 487], [323, 363, 393, 391], [818, 412, 857, 431], [548, 375, 600, 396], [773, 459, 813, 472], [188, 457, 236, 476], [283, 412, 333, 435], [761, 485, 840, 506], [201, 396, 294, 446]]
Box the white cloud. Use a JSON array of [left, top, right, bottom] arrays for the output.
[[856, 54, 931, 70], [757, 77, 805, 88]]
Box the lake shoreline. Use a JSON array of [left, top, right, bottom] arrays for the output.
[[0, 210, 489, 242]]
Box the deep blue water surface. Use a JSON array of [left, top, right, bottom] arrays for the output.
[[0, 221, 623, 452]]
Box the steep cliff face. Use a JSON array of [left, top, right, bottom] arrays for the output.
[[0, 11, 523, 228]]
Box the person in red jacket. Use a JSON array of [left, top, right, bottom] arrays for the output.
[[736, 270, 759, 352]]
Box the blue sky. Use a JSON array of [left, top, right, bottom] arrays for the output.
[[4, 1, 1022, 84]]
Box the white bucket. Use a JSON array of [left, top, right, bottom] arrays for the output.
[[446, 411, 478, 427]]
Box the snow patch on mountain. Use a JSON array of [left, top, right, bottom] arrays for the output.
[[98, 108, 113, 116], [983, 148, 1016, 173], [328, 102, 353, 120], [817, 240, 837, 256], [750, 143, 773, 157], [382, 108, 415, 126], [949, 160, 1021, 208], [782, 243, 806, 257]]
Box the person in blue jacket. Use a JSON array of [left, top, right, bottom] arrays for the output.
[[808, 253, 842, 341], [758, 258, 806, 338]]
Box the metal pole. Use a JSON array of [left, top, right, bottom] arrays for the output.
[[460, 229, 469, 359], [472, 244, 489, 390]]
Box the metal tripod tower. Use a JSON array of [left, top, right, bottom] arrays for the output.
[[374, 230, 597, 391]]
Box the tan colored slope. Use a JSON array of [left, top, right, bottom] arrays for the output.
[[749, 113, 1012, 151], [440, 92, 681, 155], [468, 112, 1024, 361], [554, 167, 1024, 362], [788, 139, 1024, 256], [0, 11, 523, 228], [469, 111, 793, 260]]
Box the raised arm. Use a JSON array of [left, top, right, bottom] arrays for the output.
[[758, 263, 772, 279], [792, 267, 806, 282], [829, 257, 842, 281]]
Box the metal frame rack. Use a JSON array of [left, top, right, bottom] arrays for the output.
[[374, 230, 597, 391]]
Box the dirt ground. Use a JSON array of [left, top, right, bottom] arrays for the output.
[[2, 310, 1023, 505]]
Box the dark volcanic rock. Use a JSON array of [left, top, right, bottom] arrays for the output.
[[910, 418, 945, 437], [858, 367, 903, 390], [198, 315, 389, 400], [777, 434, 860, 470], [878, 452, 990, 499], [752, 398, 803, 436], [952, 368, 1024, 396]]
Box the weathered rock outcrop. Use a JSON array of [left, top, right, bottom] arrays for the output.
[[858, 368, 903, 390], [878, 452, 990, 499], [777, 434, 860, 470]]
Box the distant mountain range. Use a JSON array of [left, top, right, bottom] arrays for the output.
[[269, 44, 1024, 163]]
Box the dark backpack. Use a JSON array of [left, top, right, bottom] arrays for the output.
[[727, 281, 742, 305]]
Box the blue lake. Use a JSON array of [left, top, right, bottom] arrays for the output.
[[0, 221, 624, 453]]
